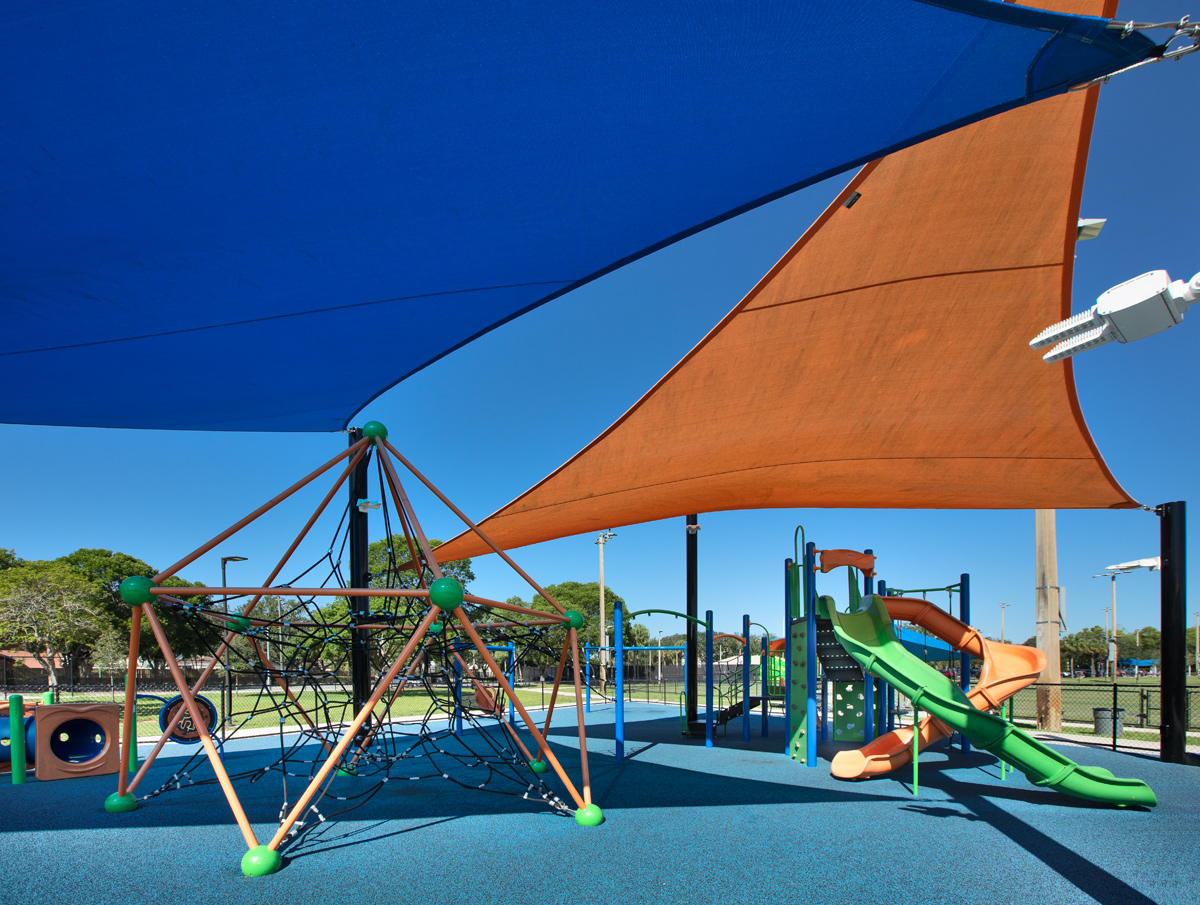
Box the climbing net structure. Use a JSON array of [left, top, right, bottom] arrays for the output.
[[108, 421, 601, 876]]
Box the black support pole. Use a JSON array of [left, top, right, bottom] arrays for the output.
[[686, 515, 699, 726], [1159, 501, 1187, 764], [348, 428, 373, 725]]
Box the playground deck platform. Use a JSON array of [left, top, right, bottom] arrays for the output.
[[1, 702, 1196, 905]]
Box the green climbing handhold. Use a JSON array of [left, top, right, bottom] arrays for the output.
[[429, 577, 464, 610], [118, 576, 157, 606]]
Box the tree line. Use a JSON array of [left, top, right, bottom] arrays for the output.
[[1017, 624, 1200, 676], [0, 547, 209, 685], [0, 533, 655, 684]]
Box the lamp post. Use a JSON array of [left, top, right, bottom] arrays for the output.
[[999, 602, 1010, 644], [220, 555, 248, 732], [596, 530, 616, 695], [657, 630, 663, 684], [1194, 612, 1199, 678], [1095, 557, 1160, 682]]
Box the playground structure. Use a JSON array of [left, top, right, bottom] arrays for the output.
[[787, 532, 1156, 807], [101, 422, 602, 877], [595, 602, 781, 761], [1, 695, 124, 783]]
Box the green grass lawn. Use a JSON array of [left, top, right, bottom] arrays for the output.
[[42, 681, 579, 743]]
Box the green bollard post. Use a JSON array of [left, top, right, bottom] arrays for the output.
[[911, 704, 919, 797], [43, 690, 55, 705], [128, 706, 138, 773], [9, 695, 27, 785], [124, 677, 138, 773], [1000, 698, 1014, 780]]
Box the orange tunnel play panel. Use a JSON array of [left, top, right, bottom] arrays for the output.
[[34, 703, 123, 781]]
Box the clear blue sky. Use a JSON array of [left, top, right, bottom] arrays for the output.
[[1, 0, 1195, 650]]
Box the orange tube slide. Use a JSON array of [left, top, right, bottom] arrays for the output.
[[830, 597, 1045, 780]]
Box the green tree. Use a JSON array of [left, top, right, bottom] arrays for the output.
[[1117, 626, 1160, 663], [312, 536, 475, 670], [519, 581, 643, 678], [368, 536, 475, 594], [0, 549, 23, 570], [0, 560, 103, 685], [57, 548, 210, 679], [90, 624, 130, 679], [1060, 625, 1107, 676]]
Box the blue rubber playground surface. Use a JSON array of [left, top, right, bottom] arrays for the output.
[[1, 702, 1197, 905]]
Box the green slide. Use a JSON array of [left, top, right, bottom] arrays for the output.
[[827, 595, 1157, 808]]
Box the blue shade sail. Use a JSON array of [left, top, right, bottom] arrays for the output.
[[0, 1, 1153, 431]]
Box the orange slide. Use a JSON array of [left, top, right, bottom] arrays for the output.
[[830, 597, 1045, 780]]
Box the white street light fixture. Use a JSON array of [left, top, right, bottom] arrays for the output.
[[1031, 269, 1200, 362], [999, 602, 1010, 644]]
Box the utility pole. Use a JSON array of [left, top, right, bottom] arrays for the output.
[[1110, 572, 1118, 680], [1035, 509, 1062, 730], [1103, 606, 1112, 679], [596, 530, 616, 695]]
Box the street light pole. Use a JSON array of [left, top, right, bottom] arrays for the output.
[[596, 530, 616, 695], [657, 630, 663, 684], [1102, 606, 1112, 679], [1095, 557, 1160, 681], [220, 555, 248, 736], [999, 602, 1010, 644]]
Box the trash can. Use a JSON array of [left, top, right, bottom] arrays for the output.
[[1093, 707, 1125, 736]]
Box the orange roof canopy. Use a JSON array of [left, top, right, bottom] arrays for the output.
[[434, 0, 1134, 561]]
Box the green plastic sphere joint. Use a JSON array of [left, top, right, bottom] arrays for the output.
[[529, 759, 549, 774], [104, 792, 138, 813], [241, 845, 283, 877], [226, 615, 251, 633], [361, 420, 389, 442], [428, 621, 444, 635], [118, 576, 157, 606], [564, 610, 585, 630], [429, 577, 464, 611], [574, 803, 604, 826]]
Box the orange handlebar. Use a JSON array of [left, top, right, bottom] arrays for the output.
[[818, 548, 876, 578]]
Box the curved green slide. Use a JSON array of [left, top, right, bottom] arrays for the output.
[[827, 595, 1156, 807]]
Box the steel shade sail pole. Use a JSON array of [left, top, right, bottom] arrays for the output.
[[686, 515, 699, 726], [1160, 501, 1187, 764]]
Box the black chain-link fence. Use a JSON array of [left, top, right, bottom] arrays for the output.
[[2, 672, 590, 741], [996, 681, 1200, 755]]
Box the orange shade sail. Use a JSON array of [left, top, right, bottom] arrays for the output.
[[434, 0, 1136, 561]]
